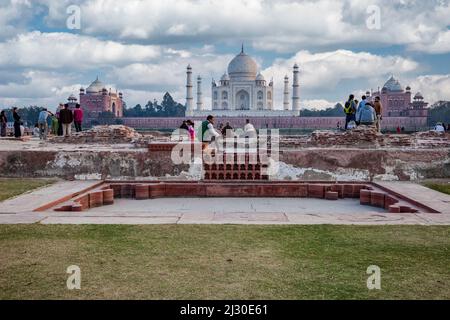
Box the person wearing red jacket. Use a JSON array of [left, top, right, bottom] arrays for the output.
[[73, 104, 84, 133]]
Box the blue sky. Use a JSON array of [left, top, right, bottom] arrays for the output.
[[0, 0, 449, 111]]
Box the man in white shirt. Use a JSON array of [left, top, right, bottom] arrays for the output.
[[244, 119, 257, 138]]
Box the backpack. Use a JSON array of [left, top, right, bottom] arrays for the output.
[[344, 101, 354, 114]]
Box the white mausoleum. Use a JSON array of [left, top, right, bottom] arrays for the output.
[[186, 46, 301, 117]]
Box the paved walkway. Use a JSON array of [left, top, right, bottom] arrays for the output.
[[375, 181, 450, 214], [0, 181, 449, 225]]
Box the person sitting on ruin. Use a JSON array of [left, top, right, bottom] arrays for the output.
[[32, 123, 40, 137], [244, 119, 257, 138], [180, 120, 189, 131], [357, 99, 376, 126], [222, 122, 234, 137], [355, 96, 368, 124], [434, 122, 445, 133]]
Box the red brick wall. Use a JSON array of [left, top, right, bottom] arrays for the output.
[[122, 116, 428, 130]]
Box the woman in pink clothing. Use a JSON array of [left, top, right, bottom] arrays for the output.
[[187, 120, 195, 141], [73, 104, 84, 133]]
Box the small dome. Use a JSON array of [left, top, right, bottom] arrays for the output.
[[406, 86, 411, 91], [68, 94, 77, 101], [256, 73, 265, 81], [228, 48, 258, 81], [220, 73, 230, 81], [86, 77, 104, 94], [414, 92, 424, 99], [383, 75, 404, 92]]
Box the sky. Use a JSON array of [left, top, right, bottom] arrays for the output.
[[0, 0, 449, 111]]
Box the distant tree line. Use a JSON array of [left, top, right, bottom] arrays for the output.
[[428, 101, 450, 126], [123, 92, 186, 118], [301, 103, 344, 117]]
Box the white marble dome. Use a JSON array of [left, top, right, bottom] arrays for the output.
[[228, 51, 258, 81], [86, 77, 104, 94]]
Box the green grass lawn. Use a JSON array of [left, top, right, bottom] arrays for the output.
[[424, 183, 450, 195], [0, 224, 448, 300], [0, 178, 56, 202]]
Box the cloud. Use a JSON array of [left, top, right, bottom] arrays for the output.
[[0, 31, 162, 69], [32, 0, 450, 54], [410, 74, 450, 103]]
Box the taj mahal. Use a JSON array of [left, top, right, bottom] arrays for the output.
[[186, 46, 301, 117]]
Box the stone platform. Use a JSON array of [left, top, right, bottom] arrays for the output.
[[0, 180, 449, 225]]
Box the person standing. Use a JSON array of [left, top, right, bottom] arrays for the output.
[[200, 115, 220, 143], [38, 108, 53, 140], [0, 110, 7, 137], [59, 104, 74, 137], [373, 96, 383, 133], [73, 104, 83, 133], [51, 113, 59, 135], [12, 107, 21, 138], [186, 120, 195, 141], [344, 95, 357, 130], [56, 104, 64, 136]]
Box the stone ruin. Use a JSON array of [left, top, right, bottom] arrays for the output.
[[280, 125, 450, 149], [50, 125, 143, 144]]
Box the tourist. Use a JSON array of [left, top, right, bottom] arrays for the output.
[[51, 113, 59, 135], [32, 123, 40, 137], [373, 97, 383, 133], [244, 119, 257, 138], [180, 120, 189, 131], [355, 96, 368, 125], [396, 126, 401, 134], [200, 115, 221, 143], [344, 94, 357, 130], [0, 110, 7, 137], [59, 104, 74, 137], [73, 104, 83, 133], [222, 122, 234, 137], [186, 120, 195, 141], [12, 107, 21, 138], [357, 100, 376, 126], [434, 122, 445, 133], [38, 108, 53, 140], [56, 104, 64, 136]]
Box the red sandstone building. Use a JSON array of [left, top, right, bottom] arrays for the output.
[[79, 77, 124, 119], [368, 76, 428, 119]]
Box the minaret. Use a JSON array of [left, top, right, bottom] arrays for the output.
[[185, 64, 194, 116], [283, 75, 290, 111], [292, 64, 300, 111], [196, 75, 203, 111]]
